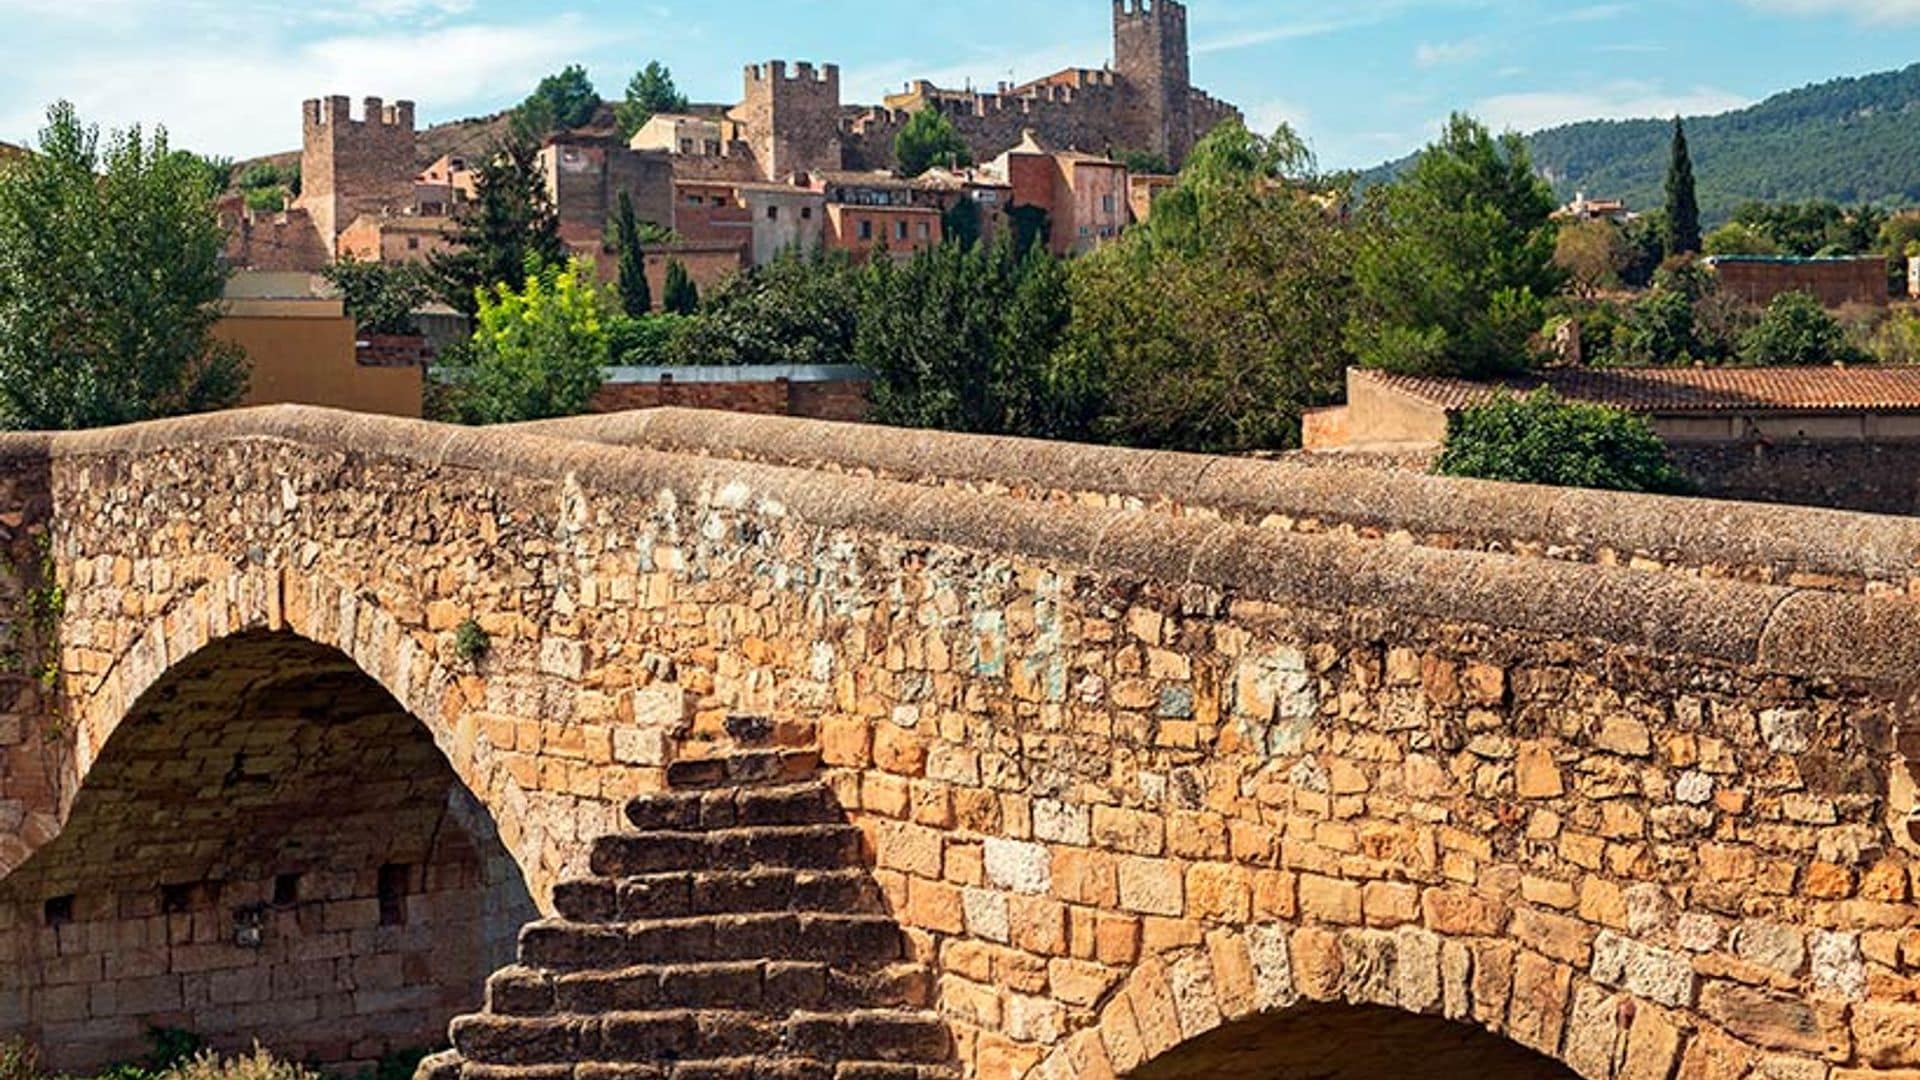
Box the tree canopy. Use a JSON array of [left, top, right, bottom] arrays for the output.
[[1664, 119, 1701, 257], [1437, 389, 1692, 495], [443, 259, 610, 425], [616, 62, 690, 140], [1348, 113, 1563, 378], [894, 109, 973, 178], [0, 102, 246, 430], [515, 65, 600, 139], [429, 135, 566, 316], [322, 258, 432, 336]]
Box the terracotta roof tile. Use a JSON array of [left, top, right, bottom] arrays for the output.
[[1357, 366, 1920, 414]]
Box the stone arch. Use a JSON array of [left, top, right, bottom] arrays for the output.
[[0, 627, 539, 1073], [1028, 924, 1659, 1079]]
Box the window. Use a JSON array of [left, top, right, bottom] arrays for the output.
[[859, 219, 873, 241], [273, 874, 301, 907], [1102, 194, 1116, 215], [705, 140, 721, 155], [767, 205, 780, 221], [895, 220, 909, 241], [407, 236, 420, 251], [378, 864, 410, 927], [43, 895, 73, 928], [161, 883, 195, 915], [679, 139, 694, 154], [916, 222, 930, 240], [687, 194, 703, 205], [801, 206, 813, 220]]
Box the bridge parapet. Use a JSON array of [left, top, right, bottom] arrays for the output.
[[0, 406, 1914, 1076]]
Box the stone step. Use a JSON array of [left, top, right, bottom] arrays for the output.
[[552, 868, 884, 924], [589, 825, 861, 877], [666, 750, 821, 791], [515, 913, 906, 971], [486, 961, 935, 1017], [625, 783, 844, 832], [450, 1009, 951, 1067]]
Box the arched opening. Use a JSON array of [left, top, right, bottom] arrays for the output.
[[1134, 1003, 1578, 1079], [0, 631, 536, 1074]]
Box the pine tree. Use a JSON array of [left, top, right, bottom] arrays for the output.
[[1665, 118, 1702, 257], [429, 135, 565, 317], [662, 259, 699, 315], [614, 192, 652, 316]]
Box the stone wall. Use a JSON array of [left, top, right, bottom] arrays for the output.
[[1670, 440, 1920, 519], [590, 371, 869, 421], [5, 409, 1920, 1076]]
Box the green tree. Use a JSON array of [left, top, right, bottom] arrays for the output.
[[1554, 219, 1628, 298], [607, 312, 691, 366], [661, 259, 699, 315], [857, 240, 1084, 437], [1704, 221, 1783, 256], [1114, 149, 1172, 175], [668, 248, 862, 367], [1737, 291, 1863, 366], [1615, 288, 1699, 366], [1437, 389, 1692, 495], [321, 257, 432, 335], [429, 135, 566, 316], [1066, 121, 1357, 451], [0, 102, 247, 430], [1348, 113, 1562, 379], [443, 259, 610, 424], [1618, 210, 1668, 288], [613, 191, 653, 317], [615, 62, 690, 140], [515, 64, 600, 138], [1664, 118, 1701, 257], [942, 197, 983, 251], [894, 109, 973, 177]]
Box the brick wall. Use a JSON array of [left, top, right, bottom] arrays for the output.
[[590, 373, 868, 421], [1710, 257, 1891, 308]]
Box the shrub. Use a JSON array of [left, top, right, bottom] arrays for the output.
[[1736, 290, 1863, 366], [160, 1046, 317, 1080], [0, 1039, 40, 1080], [1437, 388, 1692, 495]]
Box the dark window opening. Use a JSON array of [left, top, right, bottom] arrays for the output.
[[378, 864, 410, 926], [43, 895, 73, 928], [161, 883, 196, 914], [273, 873, 301, 907]]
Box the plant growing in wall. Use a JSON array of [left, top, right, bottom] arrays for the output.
[[454, 618, 491, 666]]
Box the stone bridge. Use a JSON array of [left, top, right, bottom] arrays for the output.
[[2, 406, 1920, 1079]]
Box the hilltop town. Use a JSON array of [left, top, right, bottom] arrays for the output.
[[224, 0, 1239, 286]]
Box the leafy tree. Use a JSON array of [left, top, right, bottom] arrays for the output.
[[442, 259, 610, 424], [429, 135, 566, 317], [662, 260, 699, 315], [858, 239, 1084, 437], [616, 62, 690, 140], [942, 197, 983, 251], [1615, 288, 1700, 366], [321, 257, 432, 335], [1877, 212, 1920, 258], [515, 64, 600, 139], [1115, 149, 1173, 175], [236, 160, 299, 213], [613, 191, 652, 316], [0, 102, 247, 430], [894, 109, 973, 177], [1006, 204, 1051, 255], [1348, 113, 1562, 379], [1737, 291, 1863, 366], [1437, 389, 1692, 495], [1664, 119, 1701, 257], [608, 312, 691, 365], [1067, 120, 1357, 451], [1554, 219, 1629, 298], [668, 248, 862, 367], [1704, 221, 1783, 256]]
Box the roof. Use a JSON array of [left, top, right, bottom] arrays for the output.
[[1704, 255, 1887, 266], [1357, 365, 1920, 414]]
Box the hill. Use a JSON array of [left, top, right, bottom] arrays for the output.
[[1365, 63, 1920, 222]]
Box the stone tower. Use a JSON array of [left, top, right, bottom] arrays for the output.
[[295, 95, 418, 254], [732, 62, 844, 181], [1113, 0, 1194, 165]]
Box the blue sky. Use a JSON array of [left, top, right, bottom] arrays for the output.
[[3, 0, 1919, 169]]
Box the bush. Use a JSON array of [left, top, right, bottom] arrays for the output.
[[1736, 291, 1863, 366], [1, 1039, 39, 1080], [1437, 389, 1692, 495], [442, 258, 611, 425], [607, 313, 692, 366], [160, 1047, 317, 1080]]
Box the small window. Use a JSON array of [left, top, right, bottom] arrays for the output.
[[859, 220, 873, 241], [679, 139, 693, 154], [1102, 194, 1116, 214], [705, 140, 721, 155], [895, 221, 909, 241], [44, 895, 74, 928], [687, 194, 703, 205], [161, 883, 196, 915], [378, 864, 409, 927], [767, 205, 780, 221], [916, 222, 930, 240], [801, 206, 813, 220], [407, 236, 420, 251], [273, 874, 301, 907]]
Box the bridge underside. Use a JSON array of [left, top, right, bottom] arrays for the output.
[[0, 632, 535, 1073], [1131, 1003, 1576, 1079]]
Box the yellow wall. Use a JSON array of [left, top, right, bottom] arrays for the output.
[[215, 302, 421, 418]]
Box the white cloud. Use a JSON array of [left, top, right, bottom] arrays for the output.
[[0, 16, 601, 157], [1471, 80, 1752, 132], [1742, 0, 1920, 22], [1415, 38, 1486, 68], [1248, 98, 1313, 136]]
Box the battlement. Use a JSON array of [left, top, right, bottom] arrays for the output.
[[1113, 0, 1187, 25], [302, 94, 415, 132], [744, 61, 840, 88]]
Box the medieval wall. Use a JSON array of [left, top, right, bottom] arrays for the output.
[[297, 97, 418, 250], [3, 411, 1920, 1077]]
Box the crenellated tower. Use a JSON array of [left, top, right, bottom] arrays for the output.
[[295, 95, 418, 254], [732, 61, 844, 181], [1113, 0, 1195, 164]]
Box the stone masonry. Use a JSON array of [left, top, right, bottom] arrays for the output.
[[1, 407, 1920, 1078]]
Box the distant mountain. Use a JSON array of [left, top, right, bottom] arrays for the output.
[[1365, 63, 1920, 222]]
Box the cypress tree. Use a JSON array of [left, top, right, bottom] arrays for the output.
[[662, 259, 699, 315], [614, 192, 652, 317], [1665, 118, 1702, 257]]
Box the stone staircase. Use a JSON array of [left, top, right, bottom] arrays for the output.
[[421, 750, 957, 1080]]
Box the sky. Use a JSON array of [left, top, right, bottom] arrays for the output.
[[4, 0, 1920, 170]]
